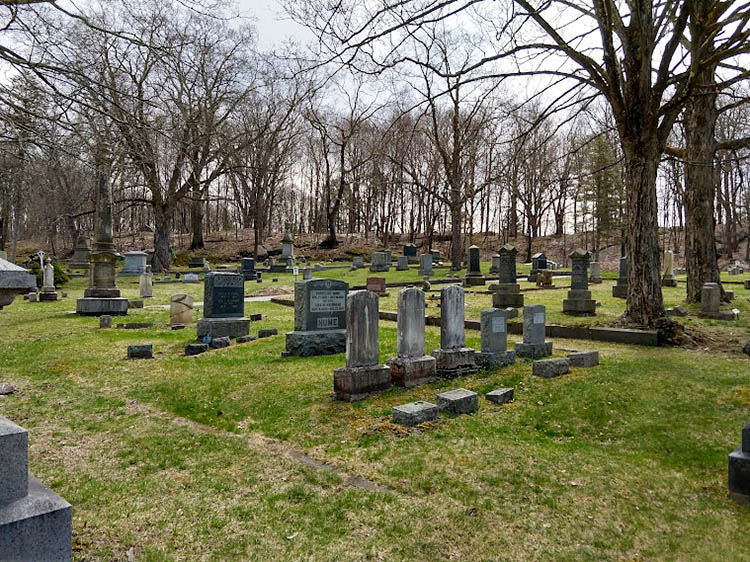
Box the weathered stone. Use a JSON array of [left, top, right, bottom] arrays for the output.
[[197, 318, 251, 339], [476, 308, 516, 368], [418, 253, 433, 276], [392, 401, 439, 426], [532, 358, 570, 378], [0, 383, 16, 395], [352, 256, 364, 269], [128, 299, 144, 309], [182, 273, 200, 283], [0, 417, 28, 504], [366, 277, 388, 296], [250, 313, 263, 321], [127, 344, 153, 359], [567, 350, 599, 367], [119, 251, 148, 276], [185, 343, 208, 356], [188, 256, 207, 268], [612, 257, 628, 298], [431, 285, 477, 377], [171, 324, 185, 330], [699, 282, 721, 315], [436, 388, 478, 414], [70, 234, 91, 270], [729, 423, 750, 503], [529, 252, 548, 282], [666, 306, 688, 317], [283, 330, 346, 357], [236, 335, 256, 344], [38, 258, 58, 302], [589, 261, 602, 283], [489, 254, 501, 274], [661, 250, 678, 287], [209, 336, 231, 349], [285, 279, 348, 357], [388, 288, 437, 387], [370, 251, 390, 272], [563, 249, 596, 316], [99, 315, 112, 329], [28, 291, 38, 303], [505, 307, 519, 319], [396, 255, 409, 271], [241, 257, 257, 281], [464, 245, 485, 286], [258, 329, 278, 338], [403, 244, 418, 264], [302, 267, 313, 280], [492, 245, 524, 308], [117, 322, 153, 329], [170, 294, 194, 325], [280, 224, 295, 260], [536, 270, 554, 287], [0, 257, 37, 311], [515, 304, 552, 358], [726, 290, 735, 301], [139, 266, 153, 298], [486, 388, 514, 404]]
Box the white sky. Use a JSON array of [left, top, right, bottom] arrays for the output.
[[236, 0, 310, 49]]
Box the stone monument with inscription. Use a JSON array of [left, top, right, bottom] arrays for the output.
[[418, 253, 433, 277], [283, 278, 349, 357], [196, 272, 250, 339], [370, 251, 390, 272], [476, 308, 515, 368], [491, 244, 524, 308], [431, 285, 478, 378], [241, 257, 257, 281], [514, 304, 553, 358], [139, 266, 153, 298], [387, 287, 437, 387], [562, 248, 596, 315], [333, 290, 391, 401], [403, 243, 418, 264], [589, 261, 602, 284]]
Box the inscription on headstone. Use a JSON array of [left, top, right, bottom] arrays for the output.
[[204, 272, 244, 318]]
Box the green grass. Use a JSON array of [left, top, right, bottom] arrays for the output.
[[1, 265, 749, 560]]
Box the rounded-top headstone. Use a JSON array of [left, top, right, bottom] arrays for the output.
[[397, 287, 426, 358]]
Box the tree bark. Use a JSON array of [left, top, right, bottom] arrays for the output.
[[189, 193, 205, 250], [153, 205, 171, 272]]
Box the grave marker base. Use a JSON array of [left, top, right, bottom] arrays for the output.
[[333, 365, 391, 402], [476, 350, 516, 369], [76, 297, 129, 316], [514, 341, 553, 359], [283, 330, 346, 357], [196, 317, 250, 339], [431, 348, 478, 378], [387, 355, 438, 388]]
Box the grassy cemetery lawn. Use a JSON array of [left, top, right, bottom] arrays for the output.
[[1, 266, 750, 560]]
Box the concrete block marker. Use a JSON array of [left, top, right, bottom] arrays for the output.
[[185, 343, 208, 356], [486, 388, 514, 404], [532, 358, 570, 378], [236, 335, 257, 344], [567, 351, 599, 367], [209, 336, 231, 349], [258, 329, 278, 338], [0, 416, 72, 562], [436, 388, 479, 414], [127, 344, 153, 359], [392, 401, 439, 426]]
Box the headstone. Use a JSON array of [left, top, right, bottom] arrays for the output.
[[666, 306, 688, 317], [0, 416, 72, 561], [28, 291, 37, 302], [436, 388, 479, 414], [662, 250, 678, 287], [532, 358, 570, 378], [370, 251, 390, 272], [241, 257, 257, 281], [486, 388, 514, 404], [403, 243, 418, 264], [489, 253, 501, 275], [387, 288, 437, 387], [100, 315, 112, 329], [333, 290, 391, 401], [726, 290, 735, 301], [728, 423, 750, 503], [301, 267, 312, 280], [258, 329, 278, 338], [536, 270, 554, 288], [567, 351, 599, 367], [283, 278, 348, 357], [514, 304, 553, 358], [128, 299, 144, 309], [139, 266, 153, 298], [352, 256, 364, 269], [38, 258, 58, 302], [197, 272, 250, 339], [170, 293, 194, 326], [529, 252, 547, 282], [418, 253, 434, 277], [209, 336, 231, 349], [463, 245, 485, 286], [119, 250, 149, 276], [182, 273, 200, 283], [392, 401, 439, 426], [476, 308, 515, 368], [430, 285, 478, 378], [491, 244, 524, 308], [563, 249, 596, 315], [589, 261, 602, 284], [396, 255, 409, 271], [697, 282, 736, 320], [612, 256, 628, 298], [127, 344, 153, 359], [189, 256, 207, 269], [70, 234, 91, 270], [366, 277, 388, 297], [280, 223, 294, 260], [429, 249, 441, 263], [185, 343, 208, 356]]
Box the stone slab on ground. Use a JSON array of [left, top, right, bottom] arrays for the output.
[[333, 365, 392, 402], [116, 322, 154, 330], [388, 355, 438, 388], [486, 388, 514, 404], [567, 350, 599, 367], [197, 317, 251, 339], [515, 341, 553, 359], [475, 350, 516, 369], [258, 329, 278, 338], [283, 329, 346, 357], [236, 335, 257, 344], [99, 315, 112, 329], [532, 358, 570, 378], [209, 336, 231, 349], [392, 401, 439, 426], [436, 388, 479, 414], [431, 347, 478, 378], [127, 344, 153, 359], [128, 299, 144, 309], [185, 343, 208, 356], [666, 306, 687, 317], [76, 297, 129, 316]]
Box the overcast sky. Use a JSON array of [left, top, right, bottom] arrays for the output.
[[236, 0, 310, 48]]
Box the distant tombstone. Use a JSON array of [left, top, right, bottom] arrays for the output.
[[188, 256, 207, 269], [697, 282, 736, 320], [139, 266, 153, 298], [370, 251, 390, 272], [430, 285, 478, 378], [489, 253, 501, 275], [333, 290, 391, 401], [352, 256, 364, 269], [661, 250, 678, 287], [39, 258, 58, 302], [529, 252, 548, 282], [429, 249, 441, 263], [418, 253, 434, 277], [0, 416, 72, 561], [70, 234, 91, 270], [182, 273, 200, 283], [387, 287, 437, 387], [589, 261, 602, 284], [476, 308, 515, 368], [492, 244, 524, 308], [403, 243, 418, 264], [536, 270, 554, 288], [302, 267, 313, 280], [241, 257, 257, 281], [283, 278, 348, 357], [197, 272, 250, 339], [280, 224, 294, 260], [514, 304, 553, 358], [118, 251, 148, 276], [170, 294, 194, 326], [562, 249, 596, 315], [612, 256, 628, 298], [729, 423, 750, 503], [396, 255, 409, 271], [366, 277, 388, 296], [464, 245, 485, 286]]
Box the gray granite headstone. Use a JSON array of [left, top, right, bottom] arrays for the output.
[[352, 256, 364, 268], [441, 284, 465, 349], [119, 251, 148, 276], [523, 304, 546, 344], [612, 256, 628, 298], [203, 272, 244, 318], [481, 308, 507, 353], [294, 278, 348, 331], [345, 290, 380, 368], [419, 253, 433, 276], [497, 245, 517, 284], [701, 283, 721, 314], [397, 287, 426, 358], [370, 251, 390, 272], [396, 255, 409, 271]]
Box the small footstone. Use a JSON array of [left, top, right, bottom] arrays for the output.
[[567, 351, 599, 367], [127, 344, 153, 359], [505, 307, 519, 319], [532, 358, 570, 378], [666, 306, 687, 317], [436, 388, 479, 414], [128, 299, 144, 309], [486, 388, 514, 404], [185, 343, 208, 356], [0, 383, 16, 395], [392, 401, 439, 426], [171, 324, 186, 331], [726, 290, 735, 301], [99, 315, 112, 329], [236, 335, 257, 344], [209, 336, 231, 349], [250, 313, 263, 321], [272, 278, 278, 283], [258, 329, 278, 338]]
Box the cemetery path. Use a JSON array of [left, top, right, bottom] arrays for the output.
[[67, 373, 393, 494]]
